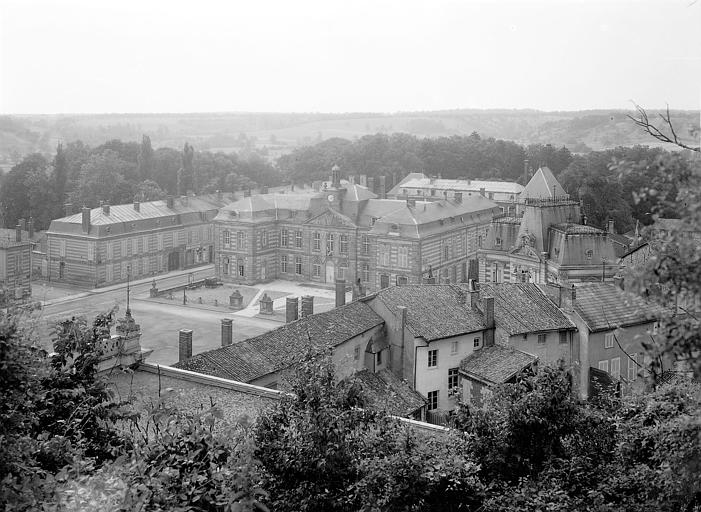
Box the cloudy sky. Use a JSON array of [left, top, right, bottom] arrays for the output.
[[1, 0, 699, 114]]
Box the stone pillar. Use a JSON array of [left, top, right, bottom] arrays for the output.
[[286, 297, 299, 323], [259, 293, 274, 315], [229, 289, 244, 310], [179, 329, 193, 363], [221, 319, 233, 347], [335, 278, 346, 308], [301, 295, 314, 317]]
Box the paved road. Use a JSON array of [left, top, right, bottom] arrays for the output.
[[31, 266, 276, 365]]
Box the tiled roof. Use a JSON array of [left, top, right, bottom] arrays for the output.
[[573, 283, 666, 332], [459, 345, 537, 385], [353, 369, 426, 416], [522, 167, 567, 199], [174, 301, 384, 382], [550, 223, 605, 235], [375, 285, 485, 341], [476, 283, 575, 336]]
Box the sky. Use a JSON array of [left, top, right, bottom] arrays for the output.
[[1, 0, 699, 114]]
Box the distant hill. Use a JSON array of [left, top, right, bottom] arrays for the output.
[[1, 109, 698, 162]]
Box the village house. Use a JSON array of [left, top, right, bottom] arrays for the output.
[[45, 194, 233, 287], [0, 224, 33, 304], [214, 165, 499, 293]]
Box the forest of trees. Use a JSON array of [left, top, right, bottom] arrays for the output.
[[0, 130, 695, 236], [0, 137, 279, 230]]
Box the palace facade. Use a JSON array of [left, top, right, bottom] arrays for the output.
[[214, 166, 499, 293]]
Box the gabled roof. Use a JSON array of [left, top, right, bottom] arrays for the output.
[[459, 345, 537, 385], [522, 167, 567, 200], [353, 369, 426, 417], [573, 283, 667, 332], [476, 283, 575, 336], [174, 301, 384, 382], [387, 172, 427, 196], [374, 285, 485, 341]]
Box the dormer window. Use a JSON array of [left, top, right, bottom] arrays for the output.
[[495, 237, 502, 247], [390, 224, 398, 232]]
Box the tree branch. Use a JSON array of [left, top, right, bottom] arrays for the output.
[[627, 102, 700, 152]]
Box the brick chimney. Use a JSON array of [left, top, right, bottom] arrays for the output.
[[331, 164, 341, 188], [64, 203, 73, 216], [479, 187, 486, 197], [607, 218, 615, 234], [81, 207, 91, 234], [286, 297, 299, 323], [301, 295, 314, 318], [221, 318, 233, 347], [178, 329, 193, 362], [335, 278, 346, 307], [379, 175, 387, 199], [454, 192, 462, 203], [166, 195, 174, 209], [484, 296, 495, 347], [102, 203, 110, 215], [397, 305, 407, 379], [28, 217, 34, 238], [15, 224, 22, 242]]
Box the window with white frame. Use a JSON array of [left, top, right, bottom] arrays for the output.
[[495, 237, 502, 247], [398, 246, 408, 268], [559, 331, 568, 344], [428, 349, 438, 368], [157, 234, 164, 251], [627, 353, 638, 381], [59, 239, 66, 258], [295, 256, 302, 275], [281, 255, 288, 273], [281, 229, 289, 247], [362, 235, 369, 254], [224, 230, 231, 248], [448, 368, 459, 391], [238, 262, 245, 277], [427, 390, 439, 411], [610, 357, 621, 379], [338, 264, 346, 280], [604, 332, 615, 349], [313, 232, 321, 251], [313, 264, 321, 278], [340, 234, 348, 254], [451, 340, 458, 354], [473, 337, 480, 348], [537, 333, 547, 345], [598, 360, 609, 372], [379, 244, 390, 266], [87, 242, 95, 261], [295, 230, 303, 248], [106, 241, 113, 259]]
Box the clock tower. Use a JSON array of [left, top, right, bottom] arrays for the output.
[[325, 164, 345, 208]]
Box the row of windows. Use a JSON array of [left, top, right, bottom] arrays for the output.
[[378, 244, 409, 268], [222, 230, 246, 250], [427, 340, 481, 369]]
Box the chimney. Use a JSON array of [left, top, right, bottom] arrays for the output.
[[613, 275, 624, 290], [563, 284, 576, 313], [301, 295, 314, 318], [81, 207, 91, 234], [166, 195, 174, 209], [479, 187, 486, 197], [407, 198, 416, 208], [19, 218, 26, 231], [360, 174, 367, 187], [454, 192, 462, 203], [348, 175, 356, 185], [180, 196, 188, 207], [367, 177, 375, 194], [102, 203, 110, 215], [286, 297, 299, 323], [28, 217, 34, 238], [524, 158, 529, 183], [484, 296, 495, 347], [64, 203, 73, 216], [221, 318, 233, 347], [469, 289, 480, 310], [15, 224, 22, 242], [178, 329, 193, 363], [335, 278, 346, 307], [133, 201, 140, 212], [456, 288, 467, 306], [379, 175, 387, 199], [607, 219, 615, 234]]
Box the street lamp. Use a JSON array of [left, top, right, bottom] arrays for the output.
[[126, 264, 131, 315]]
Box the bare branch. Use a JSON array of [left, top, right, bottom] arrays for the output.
[[627, 102, 700, 152]]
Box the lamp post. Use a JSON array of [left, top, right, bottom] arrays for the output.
[[126, 264, 131, 315], [601, 258, 606, 283]]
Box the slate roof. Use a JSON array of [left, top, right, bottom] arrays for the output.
[[398, 177, 524, 195], [521, 167, 567, 199], [387, 172, 428, 196], [54, 194, 229, 226], [476, 283, 575, 336], [550, 223, 605, 235], [174, 301, 384, 382], [573, 283, 667, 332], [459, 345, 537, 385], [353, 369, 427, 417], [375, 285, 485, 341]]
